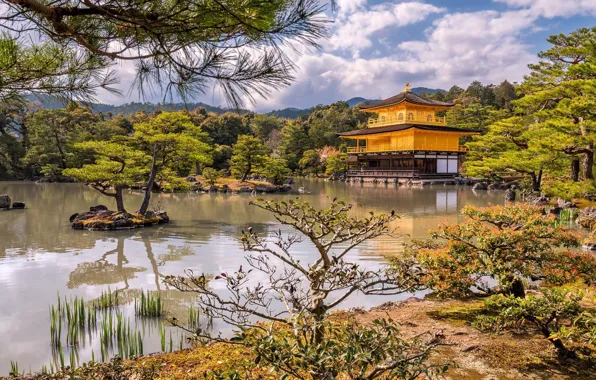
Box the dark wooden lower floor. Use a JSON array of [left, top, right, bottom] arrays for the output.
[[347, 152, 462, 177]]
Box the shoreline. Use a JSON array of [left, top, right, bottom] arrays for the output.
[[9, 297, 595, 380]]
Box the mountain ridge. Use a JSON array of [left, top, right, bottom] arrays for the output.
[[27, 87, 446, 119]]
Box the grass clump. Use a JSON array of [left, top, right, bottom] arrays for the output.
[[135, 290, 163, 317]]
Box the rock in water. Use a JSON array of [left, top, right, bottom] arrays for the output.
[[505, 188, 516, 202], [0, 195, 10, 209], [11, 201, 25, 209], [90, 205, 108, 212], [156, 211, 170, 223], [472, 182, 488, 191]]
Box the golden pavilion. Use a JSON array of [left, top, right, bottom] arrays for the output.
[[338, 83, 479, 181]]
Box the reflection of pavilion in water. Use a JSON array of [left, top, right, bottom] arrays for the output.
[[345, 184, 503, 255]]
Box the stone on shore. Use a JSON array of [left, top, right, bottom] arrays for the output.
[[11, 201, 26, 209], [70, 208, 169, 231], [0, 194, 10, 209], [504, 188, 516, 202], [577, 207, 596, 230]]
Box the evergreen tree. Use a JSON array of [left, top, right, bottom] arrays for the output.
[[63, 142, 149, 212], [3, 0, 330, 107], [133, 112, 212, 214], [517, 27, 596, 184], [230, 135, 268, 182]]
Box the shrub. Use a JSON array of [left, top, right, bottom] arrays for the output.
[[165, 199, 446, 379], [399, 204, 594, 298], [473, 288, 584, 358]]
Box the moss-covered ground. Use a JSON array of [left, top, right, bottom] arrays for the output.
[[8, 299, 596, 379]]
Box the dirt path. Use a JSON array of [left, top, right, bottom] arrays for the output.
[[358, 298, 595, 380]]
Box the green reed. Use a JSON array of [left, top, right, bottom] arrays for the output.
[[188, 304, 202, 330], [10, 361, 20, 376], [559, 208, 577, 222], [160, 323, 166, 352], [93, 287, 120, 310], [135, 290, 163, 317]]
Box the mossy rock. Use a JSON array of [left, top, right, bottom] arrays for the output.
[[71, 209, 169, 231]]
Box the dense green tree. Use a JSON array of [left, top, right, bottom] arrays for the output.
[[211, 144, 234, 170], [516, 27, 596, 184], [465, 117, 556, 191], [494, 80, 517, 110], [22, 103, 104, 174], [260, 157, 291, 185], [307, 101, 366, 148], [444, 85, 464, 102], [132, 112, 211, 214], [230, 135, 268, 182], [299, 149, 322, 175], [465, 81, 496, 106], [325, 151, 348, 178], [249, 114, 284, 141], [3, 0, 330, 107], [200, 112, 250, 146], [280, 119, 311, 170], [63, 142, 149, 212]]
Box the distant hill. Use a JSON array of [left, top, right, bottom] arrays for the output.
[[345, 97, 380, 107], [26, 87, 446, 119], [26, 95, 246, 115], [267, 107, 311, 119], [411, 87, 446, 95]]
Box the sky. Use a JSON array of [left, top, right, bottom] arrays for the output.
[[100, 0, 596, 111]]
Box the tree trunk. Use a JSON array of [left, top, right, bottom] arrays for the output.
[[530, 171, 541, 192], [240, 162, 251, 183], [138, 152, 158, 215], [507, 278, 525, 298], [115, 185, 126, 213], [571, 159, 580, 181], [582, 146, 594, 180], [547, 336, 577, 359], [54, 130, 67, 170]]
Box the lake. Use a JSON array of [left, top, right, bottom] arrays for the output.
[[0, 179, 504, 375]]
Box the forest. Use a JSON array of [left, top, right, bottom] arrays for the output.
[[0, 79, 515, 185]]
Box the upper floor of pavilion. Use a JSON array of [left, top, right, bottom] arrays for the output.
[[359, 83, 454, 128]]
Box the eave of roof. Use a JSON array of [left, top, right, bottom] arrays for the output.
[[358, 92, 454, 110], [337, 124, 480, 137]]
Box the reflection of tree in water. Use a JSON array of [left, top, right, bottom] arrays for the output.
[[67, 236, 146, 289]]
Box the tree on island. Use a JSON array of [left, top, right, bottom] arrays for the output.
[[132, 112, 211, 214], [230, 135, 268, 182], [63, 142, 149, 212], [165, 199, 448, 379], [66, 111, 211, 214], [3, 0, 331, 108]]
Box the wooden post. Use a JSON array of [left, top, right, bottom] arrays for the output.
[[356, 139, 360, 152]]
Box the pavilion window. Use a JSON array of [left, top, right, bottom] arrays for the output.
[[427, 114, 433, 122], [398, 113, 404, 121], [407, 112, 414, 121]]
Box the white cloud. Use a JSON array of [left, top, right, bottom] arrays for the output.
[[494, 0, 596, 18], [329, 2, 445, 53], [97, 0, 592, 111], [336, 0, 367, 17]]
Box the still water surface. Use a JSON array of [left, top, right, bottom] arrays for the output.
[[0, 179, 504, 375]]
